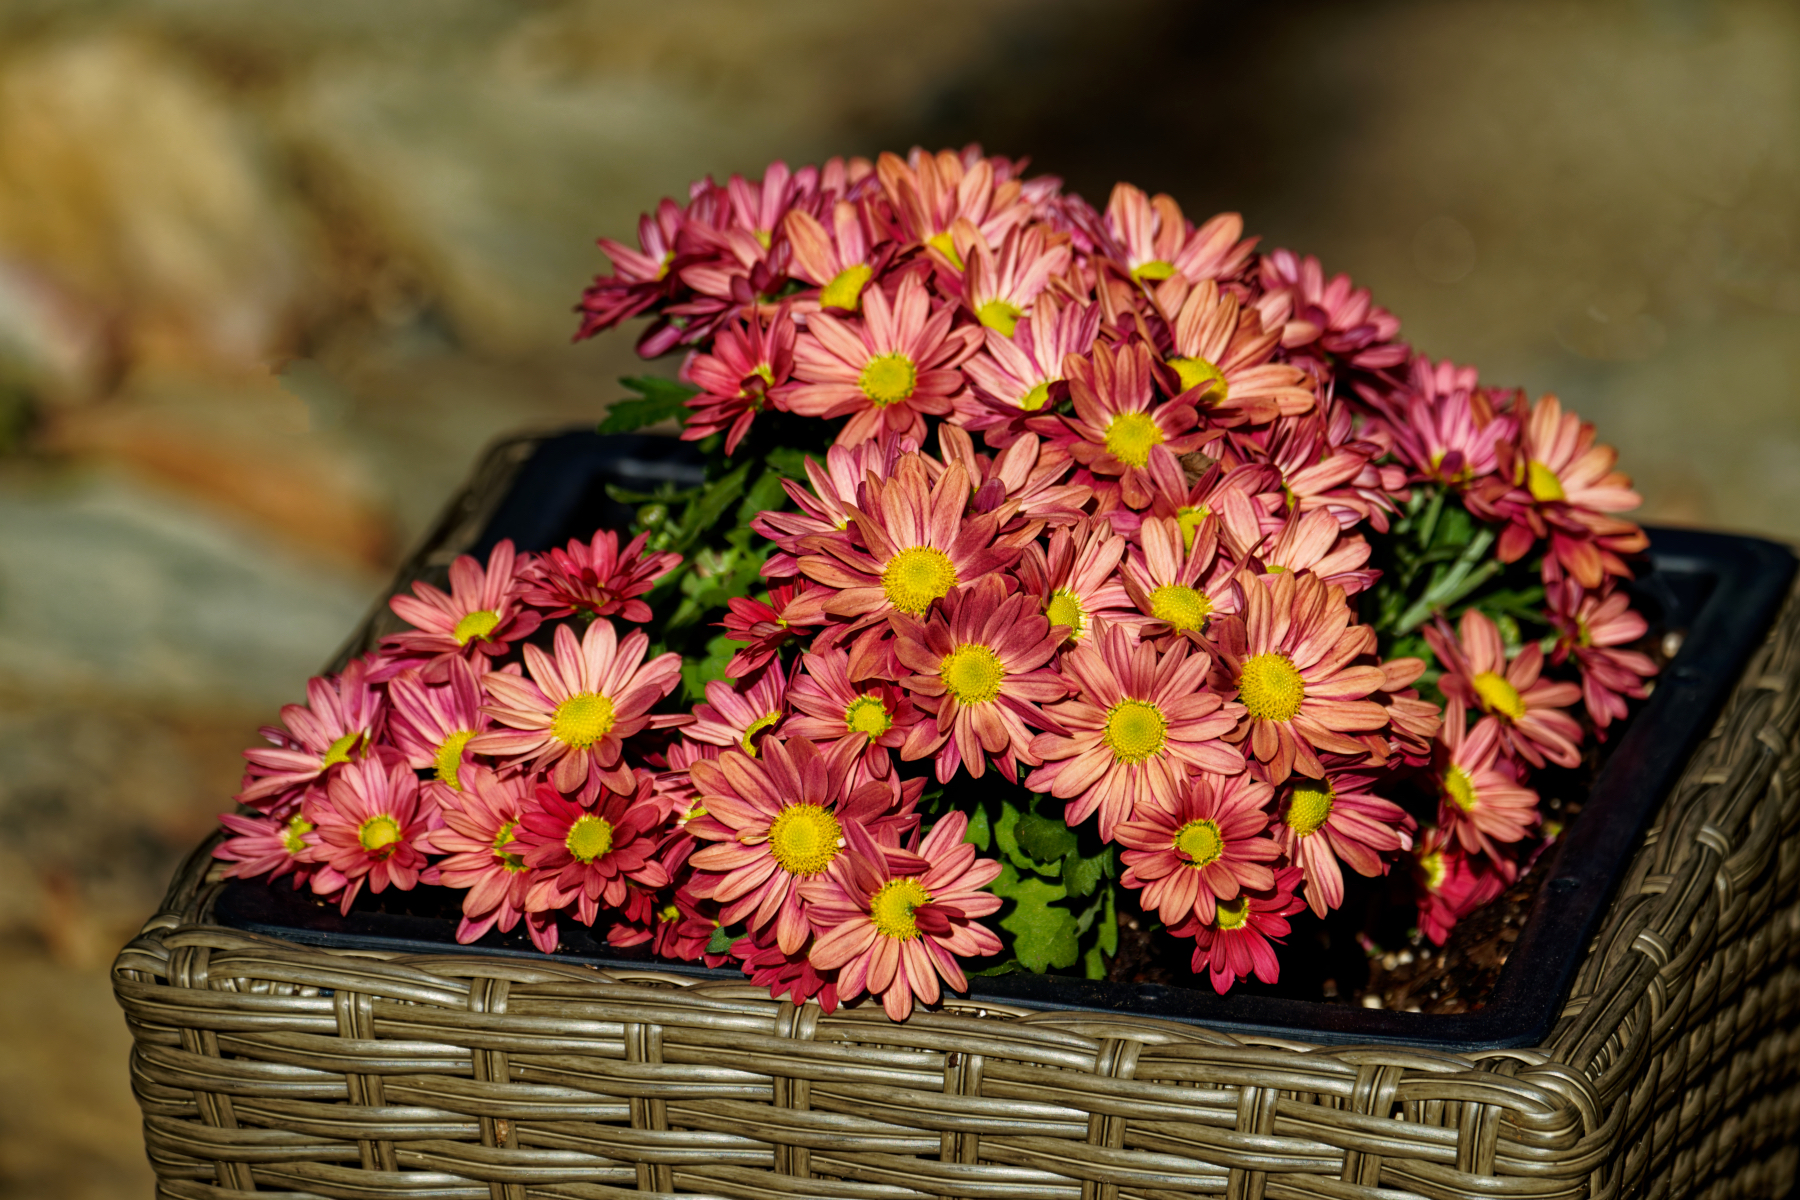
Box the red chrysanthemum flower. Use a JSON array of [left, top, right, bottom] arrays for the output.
[[720, 580, 815, 677], [1116, 771, 1280, 926], [732, 924, 840, 1013], [237, 658, 385, 815], [1425, 607, 1583, 770], [679, 303, 797, 455], [650, 889, 730, 968], [930, 424, 1092, 532], [1411, 826, 1508, 947], [1119, 514, 1243, 643], [1258, 249, 1408, 372], [784, 648, 921, 777], [876, 148, 1036, 261], [958, 295, 1100, 447], [432, 763, 559, 954], [1548, 578, 1657, 733], [381, 540, 540, 680], [516, 774, 670, 928], [1162, 279, 1314, 425], [1014, 516, 1135, 647], [1039, 341, 1207, 510], [685, 667, 789, 760], [214, 807, 326, 889], [1170, 865, 1306, 995], [577, 197, 692, 340], [754, 439, 909, 578], [519, 529, 681, 624], [1272, 765, 1414, 917], [1435, 709, 1540, 859], [386, 658, 494, 792], [303, 757, 439, 915]]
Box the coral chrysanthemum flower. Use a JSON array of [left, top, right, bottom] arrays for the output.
[[382, 540, 540, 679], [721, 580, 815, 677], [1258, 249, 1407, 371], [238, 658, 385, 815], [431, 763, 559, 955], [1099, 185, 1255, 298], [1014, 517, 1135, 646], [685, 736, 908, 954], [1548, 578, 1657, 733], [1211, 570, 1389, 784], [1411, 826, 1508, 946], [1120, 514, 1242, 643], [472, 620, 684, 793], [517, 775, 670, 927], [1424, 607, 1582, 770], [304, 757, 439, 915], [783, 199, 885, 313], [686, 668, 789, 759], [788, 273, 982, 447], [876, 149, 1034, 261], [754, 438, 907, 577], [1435, 709, 1540, 859], [386, 658, 494, 791], [1272, 765, 1414, 917], [1235, 508, 1377, 597], [930, 425, 1092, 531], [649, 889, 731, 968], [803, 810, 1003, 1021], [1027, 621, 1245, 839], [732, 924, 840, 1012], [1116, 771, 1279, 926], [959, 295, 1100, 446], [215, 808, 324, 888], [957, 221, 1071, 336], [1043, 341, 1207, 510], [577, 197, 690, 339], [520, 529, 681, 624], [679, 303, 796, 455], [1163, 280, 1314, 426], [784, 649, 921, 777], [890, 575, 1068, 784], [1379, 356, 1517, 488], [1169, 865, 1306, 995]]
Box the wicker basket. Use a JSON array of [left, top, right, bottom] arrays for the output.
[[113, 438, 1800, 1199]]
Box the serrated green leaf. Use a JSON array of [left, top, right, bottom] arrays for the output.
[[673, 462, 751, 552], [736, 468, 791, 524], [1062, 849, 1108, 899], [706, 924, 737, 954], [963, 802, 992, 852], [597, 376, 699, 433], [681, 632, 738, 701], [993, 863, 1079, 972], [765, 447, 813, 479], [1016, 808, 1077, 863], [994, 798, 1059, 877]]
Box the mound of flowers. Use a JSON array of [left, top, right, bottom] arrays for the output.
[[216, 147, 1655, 1021]]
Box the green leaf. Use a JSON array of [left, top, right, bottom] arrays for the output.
[[736, 468, 791, 524], [765, 447, 813, 479], [1062, 848, 1109, 899], [706, 925, 737, 955], [993, 864, 1080, 972], [681, 632, 738, 701], [963, 802, 992, 852], [994, 797, 1059, 877], [673, 462, 751, 552], [1016, 807, 1078, 864], [597, 375, 699, 433], [968, 958, 1025, 977]]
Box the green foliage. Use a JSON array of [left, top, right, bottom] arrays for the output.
[[596, 375, 700, 433]]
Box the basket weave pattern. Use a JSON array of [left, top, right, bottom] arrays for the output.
[[112, 579, 1800, 1200]]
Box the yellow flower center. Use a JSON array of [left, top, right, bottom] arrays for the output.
[[1019, 380, 1053, 411], [1131, 259, 1176, 284], [551, 692, 616, 749], [1238, 653, 1306, 722], [1103, 411, 1165, 468], [1526, 460, 1566, 503], [1214, 896, 1250, 930], [768, 804, 843, 876], [1169, 355, 1229, 404], [493, 819, 525, 872], [358, 814, 402, 856], [740, 712, 783, 756], [1419, 850, 1447, 891], [820, 263, 872, 310], [843, 694, 892, 739], [1471, 671, 1527, 721], [1149, 583, 1211, 632], [321, 730, 362, 769], [434, 730, 477, 789], [941, 643, 1005, 705], [1046, 588, 1087, 639], [565, 813, 614, 863], [881, 545, 958, 615], [1175, 819, 1224, 868], [1284, 780, 1335, 837], [452, 609, 502, 646], [976, 298, 1023, 337], [1444, 765, 1478, 813], [925, 230, 963, 269], [859, 352, 917, 407], [281, 815, 313, 856], [1103, 698, 1167, 764], [870, 877, 933, 941], [1175, 504, 1209, 550]]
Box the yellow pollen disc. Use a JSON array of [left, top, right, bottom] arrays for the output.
[[1175, 819, 1225, 868], [754, 228, 773, 250], [1131, 259, 1176, 284], [1169, 355, 1229, 404], [1471, 671, 1527, 721], [881, 545, 958, 614], [1238, 653, 1306, 722], [859, 352, 917, 407], [1046, 588, 1087, 639], [768, 804, 843, 876], [1149, 583, 1212, 632], [1444, 765, 1479, 813], [321, 730, 361, 769], [282, 815, 313, 855], [1214, 896, 1250, 930], [359, 814, 402, 855], [1285, 780, 1335, 837], [654, 252, 674, 282], [1575, 618, 1594, 649], [740, 363, 776, 401], [434, 730, 477, 789], [740, 712, 782, 756], [941, 643, 1006, 705], [493, 820, 525, 872], [925, 230, 964, 269], [820, 263, 872, 310], [1103, 410, 1165, 468], [657, 902, 681, 924], [1019, 380, 1053, 411], [1104, 698, 1167, 765], [843, 694, 893, 739], [552, 692, 616, 748], [1526, 460, 1566, 503], [1175, 504, 1209, 550], [1419, 850, 1448, 891], [871, 877, 933, 941], [453, 609, 502, 645], [976, 298, 1023, 337], [565, 814, 614, 863]]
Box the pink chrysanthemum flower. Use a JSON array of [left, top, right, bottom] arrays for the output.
[[386, 658, 494, 791], [958, 221, 1071, 336], [214, 808, 325, 888], [931, 426, 1092, 531], [732, 924, 840, 1013], [685, 736, 910, 953], [890, 575, 1067, 784], [959, 295, 1100, 446], [1170, 865, 1305, 995], [520, 529, 681, 624], [517, 774, 670, 928], [686, 668, 789, 760], [238, 658, 385, 815], [1116, 771, 1280, 926], [1014, 517, 1135, 646], [304, 757, 439, 915], [1272, 765, 1414, 917], [1238, 404, 1399, 533], [679, 304, 796, 455], [788, 273, 982, 446], [651, 890, 730, 968], [783, 199, 885, 314], [1424, 607, 1582, 770], [1027, 621, 1245, 839], [720, 580, 815, 677], [1210, 570, 1389, 784], [1548, 579, 1657, 733], [432, 763, 559, 955], [472, 620, 685, 793], [577, 197, 690, 339], [1042, 341, 1206, 510], [1098, 185, 1255, 299], [804, 810, 1003, 1021], [1379, 357, 1516, 488], [876, 149, 1035, 262], [1435, 709, 1540, 859], [1237, 508, 1377, 596], [1119, 514, 1242, 643], [754, 438, 908, 577], [1412, 827, 1507, 947], [382, 540, 540, 679], [1162, 280, 1314, 425], [784, 649, 921, 777], [1258, 249, 1408, 371], [1369, 656, 1443, 768], [1134, 454, 1284, 548]]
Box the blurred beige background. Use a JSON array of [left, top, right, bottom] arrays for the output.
[[0, 1, 1795, 1195]]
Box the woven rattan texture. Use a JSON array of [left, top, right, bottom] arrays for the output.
[[109, 580, 1800, 1200]]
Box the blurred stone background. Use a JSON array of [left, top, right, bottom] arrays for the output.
[[0, 0, 1795, 1194]]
